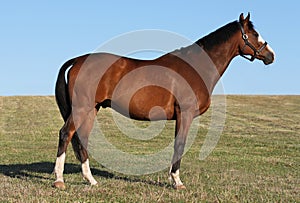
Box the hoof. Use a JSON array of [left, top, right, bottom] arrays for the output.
[[173, 184, 186, 190], [83, 176, 98, 186], [87, 180, 98, 187], [53, 181, 66, 190]]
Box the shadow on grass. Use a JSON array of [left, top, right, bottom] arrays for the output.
[[0, 162, 168, 187]]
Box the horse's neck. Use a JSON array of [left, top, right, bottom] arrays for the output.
[[207, 35, 240, 75], [199, 34, 240, 94]]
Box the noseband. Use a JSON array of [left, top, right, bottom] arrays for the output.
[[238, 23, 268, 61]]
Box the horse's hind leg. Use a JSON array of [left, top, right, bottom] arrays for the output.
[[53, 116, 76, 189], [53, 109, 98, 188], [70, 132, 97, 185], [76, 109, 98, 185]]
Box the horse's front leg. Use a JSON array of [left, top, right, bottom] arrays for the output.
[[169, 109, 193, 189]]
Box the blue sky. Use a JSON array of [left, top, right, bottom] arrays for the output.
[[0, 1, 299, 95]]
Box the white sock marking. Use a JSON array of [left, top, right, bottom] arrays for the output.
[[169, 169, 184, 187], [54, 152, 66, 183], [82, 159, 98, 185]]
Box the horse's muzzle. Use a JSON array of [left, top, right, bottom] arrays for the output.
[[263, 52, 275, 65]]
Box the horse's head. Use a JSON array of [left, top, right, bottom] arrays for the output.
[[238, 13, 275, 65]]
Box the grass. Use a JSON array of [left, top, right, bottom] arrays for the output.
[[0, 95, 299, 202]]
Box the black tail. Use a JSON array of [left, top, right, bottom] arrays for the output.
[[55, 58, 76, 121]]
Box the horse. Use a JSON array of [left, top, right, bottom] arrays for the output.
[[53, 13, 275, 189]]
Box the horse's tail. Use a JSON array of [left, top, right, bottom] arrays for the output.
[[55, 58, 76, 121]]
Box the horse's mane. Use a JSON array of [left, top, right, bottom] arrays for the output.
[[196, 20, 254, 51]]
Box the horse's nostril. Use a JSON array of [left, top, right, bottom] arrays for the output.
[[267, 52, 275, 62]]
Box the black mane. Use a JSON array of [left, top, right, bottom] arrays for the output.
[[196, 20, 254, 51]]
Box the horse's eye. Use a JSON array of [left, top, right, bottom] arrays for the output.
[[254, 33, 259, 38]]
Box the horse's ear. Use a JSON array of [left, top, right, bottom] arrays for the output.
[[239, 12, 250, 24], [239, 13, 245, 23], [245, 12, 250, 23]]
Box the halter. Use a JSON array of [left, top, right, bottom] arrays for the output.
[[238, 23, 268, 61]]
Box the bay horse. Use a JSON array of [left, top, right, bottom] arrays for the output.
[[53, 13, 275, 189]]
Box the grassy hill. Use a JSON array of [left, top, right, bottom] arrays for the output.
[[0, 96, 299, 202]]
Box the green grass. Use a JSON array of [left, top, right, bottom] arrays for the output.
[[0, 96, 299, 202]]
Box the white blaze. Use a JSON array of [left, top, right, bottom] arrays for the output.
[[258, 31, 275, 58], [257, 32, 265, 44]]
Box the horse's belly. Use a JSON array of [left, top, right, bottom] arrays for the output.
[[111, 86, 175, 121]]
